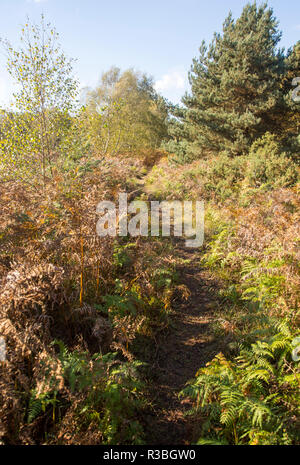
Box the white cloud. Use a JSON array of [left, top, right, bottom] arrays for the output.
[[154, 71, 186, 92]]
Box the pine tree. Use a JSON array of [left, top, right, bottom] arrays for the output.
[[168, 2, 287, 158]]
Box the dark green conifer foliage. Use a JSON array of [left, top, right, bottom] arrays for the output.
[[280, 41, 300, 161], [169, 2, 287, 158]]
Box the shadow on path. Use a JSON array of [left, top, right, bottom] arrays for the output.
[[144, 241, 224, 445]]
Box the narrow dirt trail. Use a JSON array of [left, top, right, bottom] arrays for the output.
[[144, 241, 222, 445], [133, 174, 224, 444]]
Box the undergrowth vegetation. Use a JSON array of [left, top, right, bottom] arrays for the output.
[[145, 150, 300, 444], [181, 186, 299, 444], [0, 155, 179, 444]]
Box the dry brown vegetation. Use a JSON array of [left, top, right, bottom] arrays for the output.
[[0, 154, 182, 444], [145, 154, 300, 444]]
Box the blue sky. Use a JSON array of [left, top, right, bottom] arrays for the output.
[[0, 0, 299, 106]]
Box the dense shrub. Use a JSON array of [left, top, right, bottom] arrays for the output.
[[200, 154, 245, 201], [246, 134, 299, 188]]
